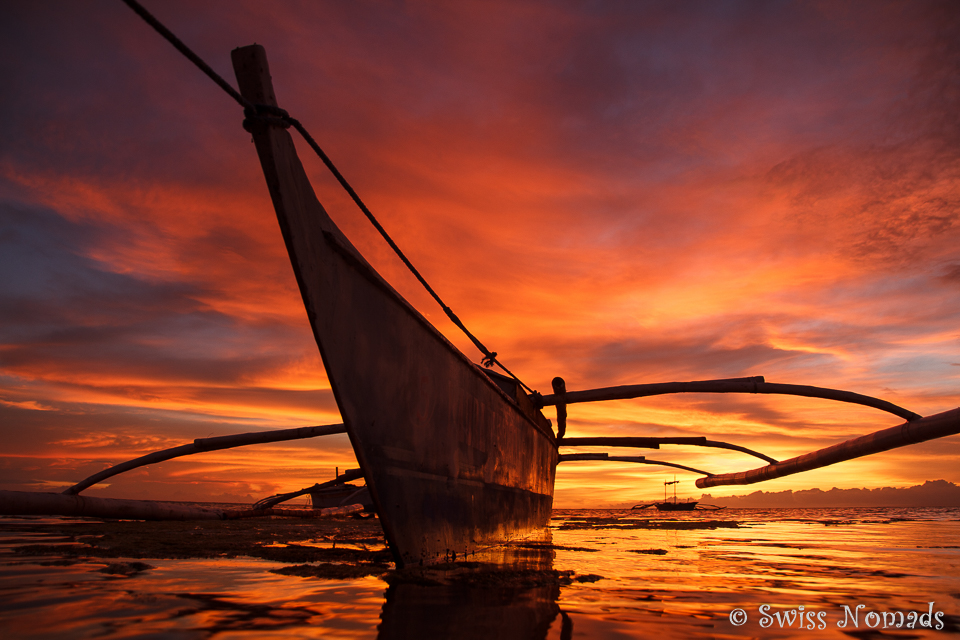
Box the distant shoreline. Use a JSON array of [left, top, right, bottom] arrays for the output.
[[44, 480, 960, 511], [696, 479, 960, 509]]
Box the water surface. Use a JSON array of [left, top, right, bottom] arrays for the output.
[[2, 508, 958, 638]]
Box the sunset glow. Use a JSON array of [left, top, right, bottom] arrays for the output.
[[1, 1, 958, 507]]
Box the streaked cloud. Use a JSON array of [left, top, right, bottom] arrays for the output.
[[1, 0, 957, 506]]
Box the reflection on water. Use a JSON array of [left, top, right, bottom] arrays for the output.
[[379, 536, 565, 640], [1, 508, 959, 638], [380, 581, 560, 640], [548, 508, 960, 638]]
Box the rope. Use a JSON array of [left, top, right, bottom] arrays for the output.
[[120, 0, 254, 112], [121, 0, 533, 394]]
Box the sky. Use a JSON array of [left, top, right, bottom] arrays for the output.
[[1, 0, 958, 508]]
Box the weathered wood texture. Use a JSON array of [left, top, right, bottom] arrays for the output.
[[232, 44, 557, 567], [559, 436, 777, 464], [63, 424, 347, 495], [537, 377, 921, 422], [697, 407, 960, 488]]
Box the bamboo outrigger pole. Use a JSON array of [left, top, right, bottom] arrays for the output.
[[2, 423, 363, 521], [559, 452, 713, 476], [63, 424, 347, 495], [697, 407, 960, 488], [0, 489, 362, 521], [536, 376, 921, 422], [559, 436, 777, 464]]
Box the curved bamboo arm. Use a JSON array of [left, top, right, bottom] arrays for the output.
[[536, 376, 921, 422], [559, 436, 777, 464], [696, 407, 960, 488], [559, 453, 713, 476], [63, 424, 347, 495]]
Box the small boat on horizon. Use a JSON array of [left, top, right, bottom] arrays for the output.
[[634, 479, 696, 510], [632, 479, 721, 511]]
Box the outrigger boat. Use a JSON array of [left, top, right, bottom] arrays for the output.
[[2, 3, 959, 569], [632, 480, 699, 511], [233, 46, 557, 567]]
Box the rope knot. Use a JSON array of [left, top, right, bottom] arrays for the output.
[[529, 390, 544, 409], [242, 104, 292, 132]]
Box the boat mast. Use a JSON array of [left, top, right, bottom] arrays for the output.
[[665, 477, 680, 504]]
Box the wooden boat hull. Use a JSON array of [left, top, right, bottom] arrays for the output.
[[232, 46, 557, 567]]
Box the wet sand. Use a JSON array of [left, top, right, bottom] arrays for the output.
[[6, 515, 393, 577]]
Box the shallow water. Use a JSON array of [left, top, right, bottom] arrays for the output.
[[2, 508, 959, 638]]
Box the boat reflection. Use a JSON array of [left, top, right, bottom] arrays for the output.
[[379, 582, 563, 640], [378, 532, 572, 640]]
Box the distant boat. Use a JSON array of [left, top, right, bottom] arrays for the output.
[[632, 479, 700, 510], [653, 500, 699, 511]]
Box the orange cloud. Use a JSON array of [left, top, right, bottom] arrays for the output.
[[1, 1, 958, 506]]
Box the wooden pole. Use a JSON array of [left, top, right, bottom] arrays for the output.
[[63, 424, 347, 495], [697, 407, 960, 488], [1, 490, 226, 520], [223, 504, 363, 519], [552, 376, 567, 438], [559, 436, 777, 464], [0, 490, 365, 521], [536, 377, 921, 422], [559, 453, 629, 461], [558, 453, 713, 476]]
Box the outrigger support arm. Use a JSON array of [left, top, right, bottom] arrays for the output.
[[0, 489, 362, 521], [63, 424, 347, 495], [559, 452, 713, 477], [559, 436, 777, 465], [536, 376, 921, 422], [697, 407, 960, 488]]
